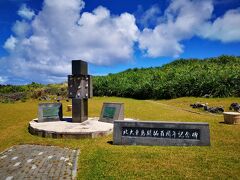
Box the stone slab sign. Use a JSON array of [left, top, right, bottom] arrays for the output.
[[38, 103, 63, 122], [99, 102, 124, 123], [113, 120, 210, 146], [0, 145, 79, 180]]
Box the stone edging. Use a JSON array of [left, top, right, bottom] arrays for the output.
[[28, 123, 113, 139]]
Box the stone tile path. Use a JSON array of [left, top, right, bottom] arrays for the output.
[[0, 145, 79, 180]]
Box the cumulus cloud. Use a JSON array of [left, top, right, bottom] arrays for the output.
[[18, 4, 35, 20], [137, 5, 161, 28], [74, 6, 138, 65], [199, 8, 240, 42], [12, 20, 31, 37], [4, 36, 18, 51], [138, 0, 240, 58], [138, 0, 214, 57], [3, 0, 138, 83]]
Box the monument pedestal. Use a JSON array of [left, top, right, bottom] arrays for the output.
[[72, 99, 88, 123], [29, 117, 135, 139]]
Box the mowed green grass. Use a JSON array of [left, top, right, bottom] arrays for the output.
[[0, 97, 239, 179]]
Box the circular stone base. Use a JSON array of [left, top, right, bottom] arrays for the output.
[[29, 117, 115, 139]]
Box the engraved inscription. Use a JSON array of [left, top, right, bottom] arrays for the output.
[[122, 127, 200, 140]]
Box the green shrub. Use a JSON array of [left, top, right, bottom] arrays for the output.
[[0, 92, 28, 103], [93, 55, 240, 99]]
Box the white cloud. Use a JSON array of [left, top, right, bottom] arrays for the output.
[[18, 4, 35, 20], [3, 0, 138, 83], [3, 36, 18, 51], [138, 0, 240, 58], [199, 8, 240, 42], [139, 27, 183, 57], [139, 5, 161, 27], [74, 6, 138, 65], [138, 0, 214, 57], [12, 20, 31, 37]]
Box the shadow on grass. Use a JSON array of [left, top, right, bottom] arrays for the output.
[[219, 121, 237, 125], [107, 141, 113, 145]]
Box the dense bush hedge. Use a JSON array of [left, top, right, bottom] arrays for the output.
[[93, 55, 240, 99]]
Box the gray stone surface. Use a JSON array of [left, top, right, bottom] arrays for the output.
[[99, 102, 124, 123], [113, 120, 210, 146], [71, 99, 88, 123], [0, 145, 79, 180], [29, 117, 114, 139]]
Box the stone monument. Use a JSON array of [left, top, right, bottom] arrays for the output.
[[30, 60, 115, 138], [68, 60, 93, 123]]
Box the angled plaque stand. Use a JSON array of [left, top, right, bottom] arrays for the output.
[[38, 103, 63, 122], [99, 102, 124, 123]]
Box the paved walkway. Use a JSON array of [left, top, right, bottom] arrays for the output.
[[0, 145, 79, 180]]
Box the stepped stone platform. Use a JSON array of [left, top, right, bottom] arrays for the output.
[[29, 117, 135, 139]]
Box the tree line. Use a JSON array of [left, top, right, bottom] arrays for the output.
[[93, 55, 240, 99]]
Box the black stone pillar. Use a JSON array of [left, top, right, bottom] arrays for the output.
[[68, 60, 93, 123]]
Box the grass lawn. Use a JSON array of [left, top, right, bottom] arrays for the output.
[[0, 97, 239, 179]]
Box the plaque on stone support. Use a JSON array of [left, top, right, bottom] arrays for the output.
[[38, 103, 63, 122], [113, 120, 210, 146], [99, 103, 124, 123]]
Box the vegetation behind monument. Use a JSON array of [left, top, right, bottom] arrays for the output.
[[94, 55, 240, 99], [0, 55, 239, 102]]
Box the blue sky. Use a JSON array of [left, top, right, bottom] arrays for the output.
[[0, 0, 240, 84]]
